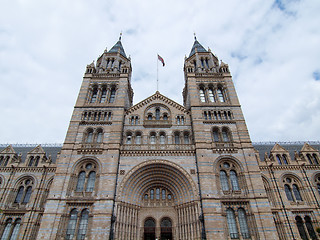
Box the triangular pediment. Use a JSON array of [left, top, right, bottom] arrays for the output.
[[301, 143, 318, 153], [28, 145, 45, 155], [126, 91, 188, 115], [0, 145, 16, 154], [270, 143, 288, 153]]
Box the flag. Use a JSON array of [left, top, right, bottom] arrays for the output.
[[158, 54, 165, 66]]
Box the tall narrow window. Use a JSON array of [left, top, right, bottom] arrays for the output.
[[296, 216, 308, 240], [217, 88, 225, 102], [282, 154, 288, 164], [276, 155, 282, 165], [0, 156, 3, 166], [100, 88, 107, 103], [86, 130, 93, 143], [96, 130, 103, 143], [317, 183, 320, 196], [238, 208, 250, 239], [66, 209, 78, 240], [174, 133, 180, 144], [86, 172, 96, 192], [126, 133, 132, 144], [160, 133, 165, 144], [14, 186, 24, 203], [181, 116, 185, 125], [177, 116, 180, 125], [292, 184, 302, 201], [222, 129, 230, 142], [1, 218, 12, 240], [313, 154, 319, 165], [204, 112, 207, 120], [199, 88, 206, 102], [226, 208, 239, 239], [109, 88, 116, 103], [28, 156, 34, 167], [9, 218, 21, 240], [90, 88, 98, 103], [150, 133, 156, 144], [135, 133, 142, 144], [34, 156, 40, 167], [284, 184, 293, 201], [156, 188, 160, 200], [220, 170, 229, 191], [163, 114, 168, 120], [213, 128, 220, 142], [76, 171, 86, 192], [150, 189, 154, 200], [162, 189, 166, 200], [77, 209, 89, 240], [208, 88, 215, 102], [155, 109, 160, 120], [135, 116, 139, 124], [304, 216, 317, 240], [230, 170, 240, 191], [184, 133, 190, 144], [3, 156, 9, 166], [22, 186, 32, 203], [306, 154, 313, 164]]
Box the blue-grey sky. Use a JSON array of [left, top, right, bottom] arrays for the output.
[[0, 0, 320, 143]]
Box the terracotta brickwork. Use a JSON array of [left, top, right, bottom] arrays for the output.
[[0, 37, 319, 240]]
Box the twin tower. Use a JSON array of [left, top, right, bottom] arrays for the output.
[[29, 36, 319, 240]]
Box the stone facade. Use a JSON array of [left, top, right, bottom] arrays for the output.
[[0, 37, 319, 240]]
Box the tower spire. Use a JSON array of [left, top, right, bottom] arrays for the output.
[[119, 32, 122, 41]]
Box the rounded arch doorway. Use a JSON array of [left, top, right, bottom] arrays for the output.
[[144, 218, 156, 240], [160, 218, 172, 240]]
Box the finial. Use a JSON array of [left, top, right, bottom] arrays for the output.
[[194, 32, 197, 41], [119, 32, 122, 41]]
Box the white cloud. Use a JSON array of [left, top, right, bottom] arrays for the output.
[[0, 0, 319, 143]]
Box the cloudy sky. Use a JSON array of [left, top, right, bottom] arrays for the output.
[[0, 0, 320, 144]]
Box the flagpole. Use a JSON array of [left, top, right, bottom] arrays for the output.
[[157, 54, 159, 92]]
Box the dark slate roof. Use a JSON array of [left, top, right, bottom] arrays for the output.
[[189, 39, 208, 57], [108, 40, 127, 58], [253, 142, 320, 162], [0, 145, 61, 163]]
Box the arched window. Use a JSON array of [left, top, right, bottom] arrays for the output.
[[28, 156, 34, 167], [238, 208, 250, 239], [86, 172, 96, 192], [75, 163, 97, 193], [135, 116, 139, 124], [184, 132, 190, 144], [160, 132, 166, 144], [9, 218, 21, 240], [292, 184, 302, 201], [213, 128, 220, 142], [313, 154, 319, 165], [3, 156, 9, 166], [174, 133, 180, 144], [96, 130, 103, 143], [148, 114, 152, 120], [296, 216, 308, 240], [282, 154, 288, 164], [34, 156, 40, 167], [126, 132, 132, 144], [230, 170, 240, 191], [220, 170, 229, 191], [156, 188, 160, 200], [304, 216, 317, 240], [1, 218, 13, 240], [77, 209, 89, 240], [135, 132, 142, 144], [217, 87, 225, 102], [155, 109, 160, 120], [306, 154, 313, 164], [150, 189, 154, 200], [150, 133, 156, 144], [86, 129, 93, 143], [208, 88, 215, 102], [162, 189, 166, 200], [284, 184, 293, 201], [90, 87, 98, 103], [109, 88, 116, 103], [100, 88, 107, 103], [66, 209, 78, 240], [199, 87, 206, 102], [163, 114, 168, 120], [276, 155, 282, 165], [226, 208, 238, 239], [0, 156, 3, 166], [14, 179, 33, 204], [222, 128, 230, 142]]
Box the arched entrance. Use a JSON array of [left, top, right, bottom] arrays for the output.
[[144, 218, 156, 240], [160, 218, 172, 240]]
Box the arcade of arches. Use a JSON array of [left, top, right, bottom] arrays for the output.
[[114, 162, 202, 240]]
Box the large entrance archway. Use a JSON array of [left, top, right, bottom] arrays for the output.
[[144, 218, 156, 240], [115, 160, 202, 240], [160, 218, 172, 240]]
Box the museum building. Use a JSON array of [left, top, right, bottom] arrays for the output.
[[0, 37, 319, 240]]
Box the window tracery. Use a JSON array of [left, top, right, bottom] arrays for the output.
[[75, 162, 97, 193], [283, 176, 303, 202], [143, 187, 173, 205], [65, 208, 90, 240], [226, 207, 251, 239], [13, 178, 33, 205], [83, 128, 104, 144], [1, 218, 21, 240], [219, 161, 243, 194]]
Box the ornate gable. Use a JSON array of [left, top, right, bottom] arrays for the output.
[[270, 143, 288, 153], [300, 143, 319, 153], [0, 145, 16, 154], [28, 145, 46, 155], [126, 91, 188, 115]]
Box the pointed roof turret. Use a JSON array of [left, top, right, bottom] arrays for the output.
[[108, 33, 127, 58], [189, 35, 208, 57]]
